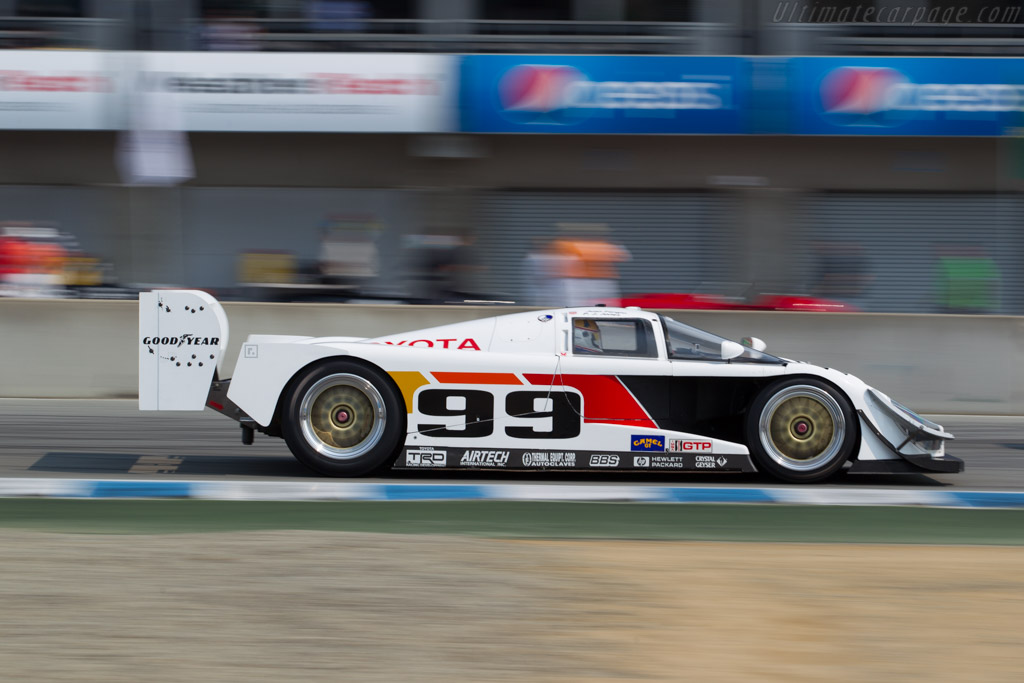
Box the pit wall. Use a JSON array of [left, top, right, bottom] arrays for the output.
[[2, 299, 1021, 415]]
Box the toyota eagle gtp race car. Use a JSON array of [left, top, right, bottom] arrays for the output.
[[139, 290, 963, 483]]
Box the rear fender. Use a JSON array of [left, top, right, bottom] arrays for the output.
[[227, 340, 353, 427]]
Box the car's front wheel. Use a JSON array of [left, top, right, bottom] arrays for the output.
[[746, 378, 857, 483], [282, 360, 405, 477]]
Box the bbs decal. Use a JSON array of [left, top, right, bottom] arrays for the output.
[[416, 389, 581, 439]]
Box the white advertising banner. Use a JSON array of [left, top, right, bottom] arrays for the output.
[[0, 50, 122, 130], [140, 52, 457, 132], [0, 51, 457, 132]]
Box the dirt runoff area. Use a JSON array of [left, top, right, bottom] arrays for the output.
[[0, 531, 1022, 682]]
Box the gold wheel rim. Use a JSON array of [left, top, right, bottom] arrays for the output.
[[758, 385, 846, 472], [309, 385, 374, 449], [768, 396, 835, 461], [299, 373, 387, 461]]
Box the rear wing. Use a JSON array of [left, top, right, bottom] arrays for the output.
[[139, 290, 229, 410]]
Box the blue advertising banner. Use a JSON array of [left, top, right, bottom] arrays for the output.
[[790, 57, 1024, 136], [459, 55, 747, 134]]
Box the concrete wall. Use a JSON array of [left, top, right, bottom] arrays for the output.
[[2, 299, 1022, 414], [1, 132, 1014, 191]]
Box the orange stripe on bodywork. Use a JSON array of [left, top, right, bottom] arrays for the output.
[[388, 371, 431, 413], [432, 372, 522, 385]]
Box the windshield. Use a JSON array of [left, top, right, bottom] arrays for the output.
[[660, 316, 784, 364]]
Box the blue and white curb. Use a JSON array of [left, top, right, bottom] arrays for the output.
[[0, 478, 1023, 508]]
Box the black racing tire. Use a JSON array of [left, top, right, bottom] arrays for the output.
[[745, 378, 858, 484], [282, 360, 405, 477]]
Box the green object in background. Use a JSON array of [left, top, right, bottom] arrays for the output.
[[938, 255, 1000, 312]]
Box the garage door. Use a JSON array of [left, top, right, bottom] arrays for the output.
[[794, 193, 1024, 314]]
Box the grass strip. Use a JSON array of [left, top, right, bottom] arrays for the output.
[[0, 499, 1023, 544]]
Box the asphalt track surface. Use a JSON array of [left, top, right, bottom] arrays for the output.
[[1, 399, 1022, 490]]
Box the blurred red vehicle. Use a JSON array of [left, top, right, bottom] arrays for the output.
[[616, 292, 742, 310], [613, 293, 856, 312], [744, 294, 855, 312]]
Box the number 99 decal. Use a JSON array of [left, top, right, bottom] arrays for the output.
[[417, 389, 493, 438], [417, 389, 581, 439], [505, 390, 581, 439]]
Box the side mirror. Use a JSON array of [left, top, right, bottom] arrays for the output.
[[720, 340, 744, 360], [742, 336, 767, 352]]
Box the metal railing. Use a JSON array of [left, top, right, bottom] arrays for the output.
[[189, 18, 732, 55], [8, 12, 1023, 56], [0, 16, 118, 50], [796, 23, 1024, 56]]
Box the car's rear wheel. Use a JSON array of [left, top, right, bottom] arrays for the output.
[[282, 360, 405, 477], [746, 378, 857, 483]]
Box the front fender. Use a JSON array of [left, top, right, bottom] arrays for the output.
[[777, 363, 953, 463]]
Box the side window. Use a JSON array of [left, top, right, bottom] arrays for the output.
[[571, 318, 658, 358], [663, 318, 726, 361]]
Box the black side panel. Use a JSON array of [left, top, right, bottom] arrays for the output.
[[618, 376, 674, 420], [621, 376, 771, 444]]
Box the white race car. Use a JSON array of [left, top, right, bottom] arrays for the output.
[[139, 290, 962, 483]]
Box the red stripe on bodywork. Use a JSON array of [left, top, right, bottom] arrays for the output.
[[432, 372, 522, 385], [524, 374, 657, 429]]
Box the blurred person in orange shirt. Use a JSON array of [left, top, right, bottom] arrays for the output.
[[549, 223, 630, 306], [522, 236, 568, 306]]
